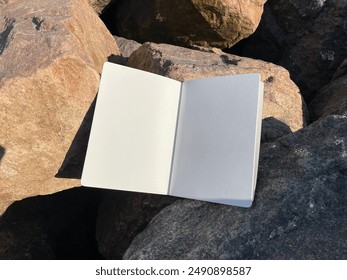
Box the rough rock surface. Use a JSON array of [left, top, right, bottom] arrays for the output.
[[261, 117, 292, 142], [0, 187, 101, 259], [234, 0, 347, 101], [112, 0, 267, 48], [96, 191, 177, 259], [309, 75, 347, 121], [127, 42, 307, 132], [109, 36, 141, 65], [114, 36, 141, 58], [0, 0, 119, 214], [124, 115, 347, 259], [88, 0, 116, 14]]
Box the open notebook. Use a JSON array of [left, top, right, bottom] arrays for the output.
[[81, 62, 264, 207]]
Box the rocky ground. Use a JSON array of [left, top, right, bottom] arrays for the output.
[[0, 0, 346, 259]]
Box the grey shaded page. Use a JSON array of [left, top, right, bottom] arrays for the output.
[[169, 74, 263, 207]]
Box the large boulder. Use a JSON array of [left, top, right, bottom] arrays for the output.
[[0, 0, 119, 214], [112, 0, 267, 48], [235, 0, 347, 101], [123, 115, 347, 259], [127, 42, 307, 132]]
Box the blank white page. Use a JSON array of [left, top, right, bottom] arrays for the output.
[[81, 62, 181, 195], [169, 74, 263, 207]]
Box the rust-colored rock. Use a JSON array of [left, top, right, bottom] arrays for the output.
[[127, 42, 307, 132], [0, 0, 119, 214], [114, 0, 267, 48]]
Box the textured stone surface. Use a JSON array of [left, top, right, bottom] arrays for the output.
[[114, 36, 141, 58], [127, 42, 307, 132], [113, 0, 267, 48], [88, 0, 116, 14], [261, 117, 292, 142], [96, 191, 177, 259], [0, 187, 101, 259], [124, 115, 347, 260], [309, 75, 347, 121], [0, 0, 119, 214], [234, 0, 347, 101], [109, 36, 142, 65]]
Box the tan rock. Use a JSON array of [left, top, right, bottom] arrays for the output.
[[115, 0, 267, 48], [127, 42, 307, 132], [87, 0, 116, 14], [0, 0, 119, 214]]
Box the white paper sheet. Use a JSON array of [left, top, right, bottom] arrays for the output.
[[81, 63, 181, 194]]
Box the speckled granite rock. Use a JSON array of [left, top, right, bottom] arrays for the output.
[[112, 0, 267, 48], [127, 42, 307, 132], [123, 115, 347, 259], [88, 0, 116, 14], [235, 0, 347, 101], [309, 75, 347, 121], [0, 0, 119, 214]]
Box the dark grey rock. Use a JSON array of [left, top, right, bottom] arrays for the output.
[[123, 115, 347, 259], [309, 75, 347, 121], [233, 0, 347, 101], [261, 117, 292, 142]]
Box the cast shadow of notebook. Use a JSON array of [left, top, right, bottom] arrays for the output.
[[81, 62, 264, 207]]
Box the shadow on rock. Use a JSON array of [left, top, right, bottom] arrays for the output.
[[0, 187, 102, 259], [55, 97, 96, 179], [0, 146, 4, 162]]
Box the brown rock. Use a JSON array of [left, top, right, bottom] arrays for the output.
[[127, 42, 307, 132], [87, 0, 116, 14], [0, 0, 119, 214], [309, 75, 347, 121], [113, 0, 267, 48]]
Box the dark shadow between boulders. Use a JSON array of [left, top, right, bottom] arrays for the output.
[[55, 96, 97, 179], [0, 187, 102, 260], [107, 54, 127, 65], [0, 146, 5, 163]]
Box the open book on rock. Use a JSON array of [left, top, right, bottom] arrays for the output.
[[81, 62, 264, 207]]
